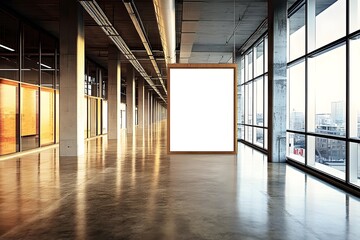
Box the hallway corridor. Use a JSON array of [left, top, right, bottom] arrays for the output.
[[0, 121, 359, 240]]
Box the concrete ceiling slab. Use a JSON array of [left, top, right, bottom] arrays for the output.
[[179, 0, 268, 63]]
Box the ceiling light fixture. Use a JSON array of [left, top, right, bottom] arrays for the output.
[[79, 0, 166, 103], [40, 63, 52, 69], [37, 62, 52, 69], [0, 44, 15, 52]]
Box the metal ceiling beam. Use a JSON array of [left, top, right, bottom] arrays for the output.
[[123, 0, 167, 94], [79, 0, 166, 103], [153, 0, 176, 64]]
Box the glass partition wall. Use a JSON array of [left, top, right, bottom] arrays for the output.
[[287, 0, 360, 189], [237, 0, 360, 191], [84, 59, 107, 139], [238, 35, 268, 151], [0, 9, 59, 155], [0, 8, 108, 156]]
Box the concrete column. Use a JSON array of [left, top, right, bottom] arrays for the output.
[[126, 67, 135, 132], [156, 101, 159, 122], [144, 89, 149, 126], [108, 45, 121, 139], [154, 98, 156, 122], [149, 92, 153, 124], [157, 102, 160, 122], [153, 96, 156, 123], [159, 103, 161, 121], [154, 100, 157, 122], [159, 105, 162, 120], [161, 104, 163, 120], [59, 0, 85, 156], [267, 0, 287, 162], [154, 98, 157, 122], [137, 78, 144, 127]]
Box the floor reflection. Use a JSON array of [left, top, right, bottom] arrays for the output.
[[0, 120, 359, 239]]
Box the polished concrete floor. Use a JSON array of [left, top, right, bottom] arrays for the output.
[[0, 121, 360, 240]]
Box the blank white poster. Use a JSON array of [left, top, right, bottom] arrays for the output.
[[169, 67, 235, 152]]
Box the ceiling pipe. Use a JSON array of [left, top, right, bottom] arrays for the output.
[[153, 0, 176, 64], [78, 0, 166, 103], [123, 0, 167, 94]]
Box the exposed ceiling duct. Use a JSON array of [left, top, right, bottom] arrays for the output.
[[79, 0, 166, 103], [123, 0, 167, 94], [153, 0, 176, 64]]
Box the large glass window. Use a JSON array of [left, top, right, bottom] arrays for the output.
[[239, 57, 244, 84], [308, 0, 346, 51], [289, 4, 305, 61], [307, 136, 346, 180], [264, 75, 268, 129], [84, 59, 106, 139], [86, 60, 99, 97], [287, 0, 360, 190], [254, 42, 264, 77], [264, 37, 268, 73], [254, 127, 264, 147], [0, 80, 17, 155], [246, 83, 252, 125], [245, 126, 252, 143], [238, 80, 244, 140], [350, 0, 360, 33], [102, 72, 107, 99], [254, 78, 263, 127], [350, 142, 360, 187], [245, 51, 253, 81], [238, 37, 268, 150], [288, 61, 305, 132], [350, 36, 360, 139], [237, 86, 241, 139], [287, 133, 305, 164], [237, 56, 244, 141], [308, 44, 346, 136]]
